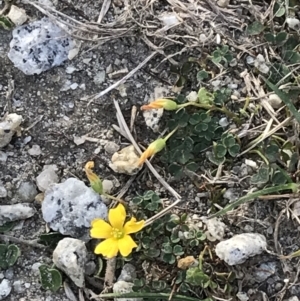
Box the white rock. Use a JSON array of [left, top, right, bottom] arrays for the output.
[[7, 5, 27, 26], [186, 91, 198, 102], [73, 136, 85, 146], [159, 12, 180, 27], [28, 144, 42, 156], [8, 18, 76, 75], [0, 203, 36, 226], [204, 218, 226, 241], [215, 233, 267, 265], [113, 281, 143, 301], [36, 165, 59, 192], [0, 113, 22, 148], [143, 109, 163, 133], [0, 182, 7, 198], [53, 238, 87, 287], [0, 151, 7, 162], [286, 18, 300, 30], [17, 182, 38, 202], [42, 178, 107, 240], [217, 0, 229, 7], [253, 262, 276, 282], [109, 145, 142, 175], [254, 54, 269, 74], [94, 71, 106, 84], [0, 279, 12, 300], [117, 264, 137, 282], [286, 297, 299, 301], [102, 179, 114, 194], [236, 292, 249, 301], [268, 94, 282, 109], [104, 141, 120, 154]]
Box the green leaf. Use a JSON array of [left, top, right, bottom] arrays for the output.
[[162, 253, 176, 264], [151, 193, 161, 203], [246, 21, 265, 36], [275, 32, 288, 45], [173, 245, 184, 256], [185, 162, 198, 173], [228, 144, 240, 157], [152, 280, 167, 291], [0, 244, 21, 269], [272, 170, 287, 185], [0, 16, 14, 30], [168, 163, 184, 179], [186, 267, 210, 286], [207, 152, 225, 166], [189, 239, 199, 247], [189, 113, 201, 125], [132, 196, 143, 205], [215, 144, 227, 158], [198, 87, 214, 105], [222, 135, 235, 148], [181, 62, 193, 74], [144, 248, 160, 257], [274, 3, 285, 17], [196, 231, 206, 241], [162, 243, 173, 254], [265, 144, 279, 162], [264, 33, 275, 43], [197, 70, 209, 81], [171, 232, 181, 243], [143, 190, 155, 200], [39, 232, 66, 246], [39, 265, 62, 292], [0, 222, 16, 233], [262, 76, 300, 124], [250, 165, 269, 185]]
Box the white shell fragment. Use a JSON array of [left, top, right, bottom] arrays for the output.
[[215, 233, 267, 265]]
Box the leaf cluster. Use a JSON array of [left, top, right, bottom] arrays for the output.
[[207, 133, 240, 166], [210, 45, 233, 66], [0, 244, 20, 269]]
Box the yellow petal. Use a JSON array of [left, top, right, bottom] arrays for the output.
[[90, 219, 112, 239], [118, 234, 137, 257], [124, 217, 145, 234], [109, 203, 126, 230], [138, 148, 152, 166], [94, 238, 119, 258]]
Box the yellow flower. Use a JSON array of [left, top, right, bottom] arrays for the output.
[[138, 138, 166, 166], [141, 99, 178, 111], [90, 204, 144, 258], [85, 161, 103, 194]]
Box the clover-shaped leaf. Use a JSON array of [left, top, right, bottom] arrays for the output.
[[0, 244, 21, 269], [215, 144, 227, 158], [265, 144, 279, 162], [207, 151, 225, 166], [152, 280, 167, 291], [197, 70, 209, 81], [246, 21, 265, 36], [39, 265, 62, 292], [198, 87, 214, 104], [162, 243, 173, 254], [173, 245, 184, 256], [228, 144, 240, 157], [222, 135, 236, 148], [250, 165, 269, 185], [189, 113, 202, 125]]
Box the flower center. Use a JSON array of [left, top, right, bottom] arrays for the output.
[[111, 228, 124, 239]]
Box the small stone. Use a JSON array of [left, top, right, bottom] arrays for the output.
[[286, 18, 300, 30], [13, 280, 24, 294], [68, 47, 80, 60], [113, 281, 142, 301], [268, 94, 282, 109], [42, 178, 107, 240], [253, 262, 276, 282], [0, 113, 22, 148], [84, 261, 96, 276], [53, 238, 87, 287], [236, 292, 249, 301], [223, 188, 239, 202], [36, 165, 59, 192], [117, 264, 136, 282], [17, 182, 38, 202], [94, 71, 106, 85], [143, 109, 163, 133], [70, 83, 78, 90], [28, 144, 42, 156], [117, 84, 127, 97], [7, 5, 27, 26], [65, 66, 77, 74], [73, 136, 85, 146], [106, 64, 113, 74], [287, 297, 299, 301], [109, 145, 142, 175], [0, 151, 7, 162], [217, 0, 229, 7], [204, 218, 226, 241], [0, 279, 12, 300], [0, 182, 7, 198], [254, 54, 269, 74], [186, 91, 198, 102], [219, 117, 229, 127], [104, 141, 120, 154], [246, 56, 255, 65], [102, 179, 114, 194], [215, 233, 267, 265], [0, 203, 36, 226]]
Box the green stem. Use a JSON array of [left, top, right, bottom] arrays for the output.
[[96, 292, 209, 301], [208, 183, 299, 219], [177, 102, 240, 123], [163, 126, 179, 142], [249, 150, 269, 165]]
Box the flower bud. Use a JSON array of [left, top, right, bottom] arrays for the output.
[[85, 161, 103, 194], [141, 99, 178, 111]]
